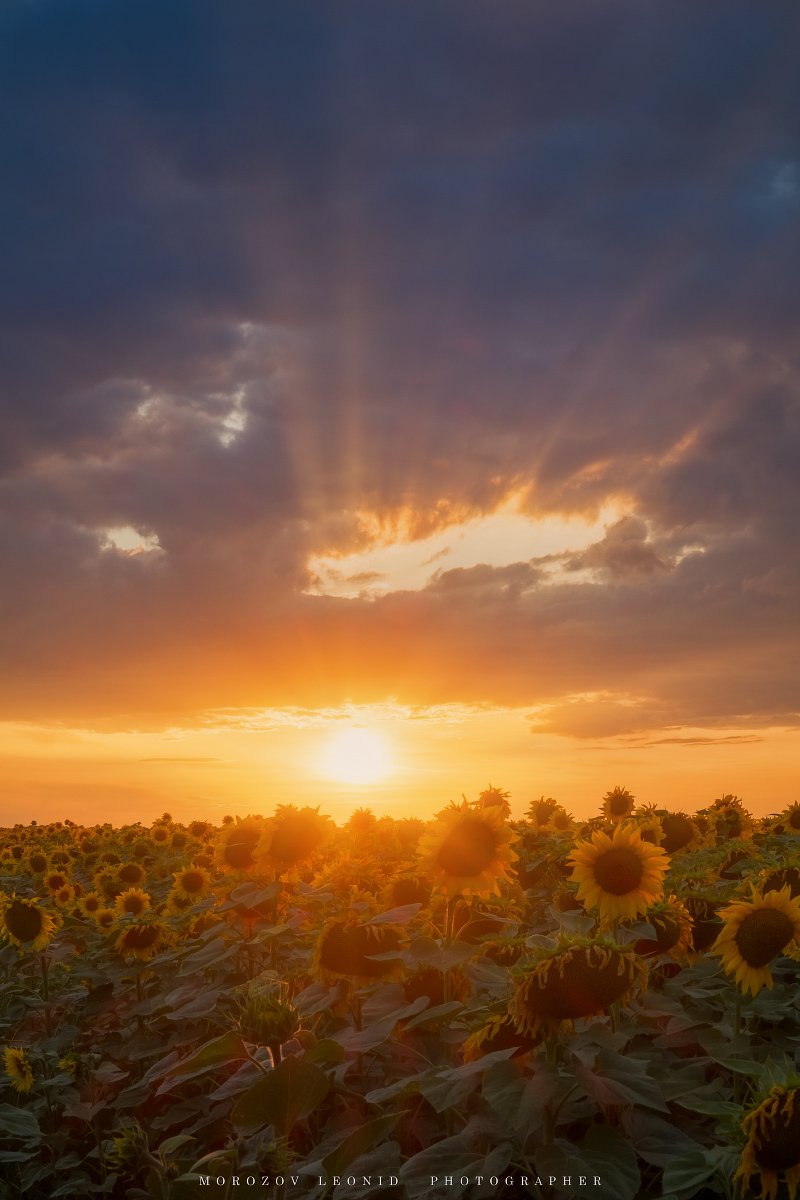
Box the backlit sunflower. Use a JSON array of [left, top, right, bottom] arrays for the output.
[[3, 1046, 34, 1093], [172, 866, 212, 902], [568, 823, 669, 923], [260, 805, 330, 872], [712, 886, 800, 995], [760, 865, 800, 899], [776, 803, 800, 836], [150, 824, 171, 846], [601, 786, 636, 824], [658, 811, 699, 854], [417, 801, 517, 898], [707, 795, 753, 843], [116, 918, 171, 962], [738, 1084, 800, 1200], [512, 936, 646, 1035], [314, 916, 406, 985], [115, 888, 151, 918], [526, 796, 560, 829], [27, 851, 49, 875], [0, 895, 59, 951], [462, 1011, 540, 1062], [214, 815, 267, 874]]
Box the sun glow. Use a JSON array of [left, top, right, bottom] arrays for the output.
[[321, 727, 394, 785]]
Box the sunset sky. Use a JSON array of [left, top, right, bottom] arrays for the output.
[[1, 2, 798, 825]]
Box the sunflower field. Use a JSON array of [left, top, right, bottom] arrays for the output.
[[1, 790, 800, 1200]]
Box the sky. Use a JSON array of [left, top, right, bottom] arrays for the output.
[[1, 1, 798, 825]]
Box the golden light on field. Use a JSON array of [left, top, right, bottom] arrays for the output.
[[321, 726, 394, 785]]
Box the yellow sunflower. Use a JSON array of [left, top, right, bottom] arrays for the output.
[[53, 884, 76, 907], [115, 918, 171, 962], [27, 851, 49, 875], [150, 824, 171, 846], [117, 862, 147, 887], [79, 892, 103, 918], [633, 898, 693, 961], [738, 1084, 800, 1200], [712, 886, 800, 995], [568, 823, 669, 923], [601, 786, 636, 824], [172, 866, 212, 902], [44, 871, 70, 894], [115, 888, 151, 918], [3, 1046, 34, 1094], [94, 907, 118, 930], [417, 801, 517, 899], [214, 815, 268, 874], [0, 895, 59, 951], [512, 937, 646, 1035]]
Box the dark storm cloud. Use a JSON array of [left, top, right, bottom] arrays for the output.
[[0, 0, 798, 728]]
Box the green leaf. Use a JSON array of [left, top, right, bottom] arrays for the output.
[[661, 1151, 717, 1194], [231, 1055, 330, 1135], [0, 1104, 41, 1142], [322, 1115, 398, 1175], [158, 1133, 195, 1156], [159, 1031, 247, 1091], [366, 904, 421, 925], [572, 1048, 669, 1112]]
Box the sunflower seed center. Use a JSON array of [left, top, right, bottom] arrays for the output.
[[735, 908, 794, 967], [592, 847, 645, 895]]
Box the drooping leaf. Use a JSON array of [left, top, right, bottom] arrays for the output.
[[231, 1055, 330, 1135]]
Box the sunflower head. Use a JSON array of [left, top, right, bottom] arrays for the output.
[[172, 866, 212, 902], [462, 1011, 540, 1062], [633, 898, 693, 961], [261, 805, 331, 871], [238, 984, 299, 1049], [568, 823, 669, 923], [116, 918, 171, 962], [512, 937, 646, 1035], [476, 786, 512, 818], [214, 815, 268, 874], [658, 812, 699, 854], [94, 907, 118, 930], [385, 874, 432, 910], [53, 884, 75, 907], [0, 895, 59, 951], [314, 917, 406, 985], [346, 807, 378, 836], [601, 786, 636, 823], [79, 892, 103, 917], [117, 862, 147, 887], [115, 888, 151, 918], [776, 803, 800, 836], [760, 865, 800, 900], [738, 1085, 800, 1200], [3, 1046, 34, 1093], [526, 796, 560, 829], [712, 886, 800, 995], [27, 851, 49, 875], [417, 801, 517, 899], [44, 871, 69, 894]]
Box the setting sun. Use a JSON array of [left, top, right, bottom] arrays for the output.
[[322, 726, 394, 785]]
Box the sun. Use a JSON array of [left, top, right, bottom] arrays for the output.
[[322, 727, 393, 785]]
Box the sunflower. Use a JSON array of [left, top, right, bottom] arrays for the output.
[[707, 795, 754, 843], [116, 918, 171, 962], [417, 801, 517, 899], [526, 796, 560, 829], [0, 895, 59, 951], [260, 805, 330, 872], [346, 807, 378, 836], [738, 1085, 800, 1200], [3, 1046, 34, 1094], [172, 866, 212, 902], [27, 851, 49, 875], [512, 937, 646, 1035], [115, 888, 151, 918], [44, 870, 70, 894], [214, 815, 267, 874], [633, 898, 692, 961], [601, 786, 636, 823], [657, 811, 699, 853], [776, 803, 800, 837], [314, 917, 406, 985], [568, 823, 669, 923], [462, 1011, 540, 1062], [238, 985, 299, 1052], [53, 884, 76, 907], [712, 886, 800, 995], [79, 892, 103, 918], [760, 866, 800, 899], [94, 907, 118, 930], [150, 824, 171, 846], [117, 862, 147, 887], [476, 786, 512, 818], [685, 895, 722, 954]]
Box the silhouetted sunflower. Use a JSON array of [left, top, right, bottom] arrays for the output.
[[776, 803, 800, 837], [569, 823, 669, 922], [658, 811, 699, 853], [738, 1084, 800, 1200], [601, 786, 636, 823], [314, 917, 405, 984], [3, 1046, 34, 1093], [214, 815, 267, 873], [261, 805, 330, 872], [0, 895, 58, 951], [760, 865, 800, 899], [633, 898, 692, 961], [27, 851, 49, 875], [712, 886, 800, 995], [417, 801, 517, 898], [512, 937, 645, 1034], [462, 1011, 540, 1062]]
